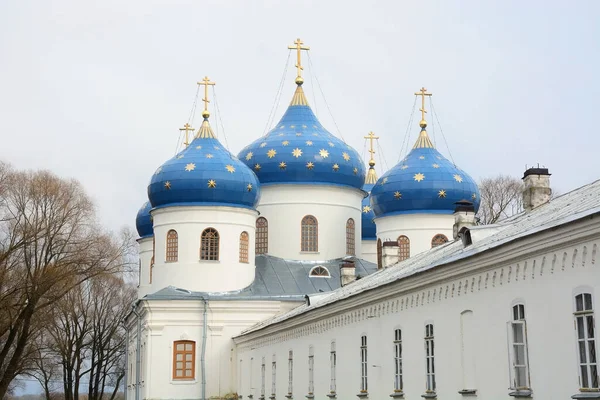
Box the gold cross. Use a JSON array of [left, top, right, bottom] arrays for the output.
[[179, 123, 194, 147], [363, 131, 379, 164], [414, 87, 432, 126], [288, 38, 310, 84], [197, 76, 216, 118]]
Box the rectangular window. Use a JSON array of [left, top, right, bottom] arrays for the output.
[[394, 329, 403, 392], [575, 293, 599, 389], [330, 341, 337, 394], [271, 354, 276, 397], [425, 324, 435, 392], [308, 346, 315, 394], [261, 356, 266, 399], [288, 350, 293, 395], [508, 304, 530, 389], [360, 335, 368, 392], [173, 341, 195, 380]]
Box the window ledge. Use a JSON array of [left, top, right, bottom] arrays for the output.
[[259, 396, 265, 400], [326, 393, 337, 399], [198, 260, 220, 263], [389, 391, 404, 398], [285, 395, 293, 399], [458, 389, 477, 396], [300, 252, 320, 254], [421, 392, 437, 399], [270, 395, 276, 400], [356, 392, 368, 399], [305, 395, 315, 399], [170, 379, 197, 385], [509, 389, 532, 398], [572, 392, 600, 399]]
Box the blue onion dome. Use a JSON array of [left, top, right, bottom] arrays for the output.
[[148, 116, 261, 210], [136, 201, 153, 238], [237, 84, 366, 189], [361, 159, 378, 240], [371, 121, 480, 217]]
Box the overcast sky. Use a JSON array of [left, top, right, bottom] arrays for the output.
[[1, 0, 599, 235]]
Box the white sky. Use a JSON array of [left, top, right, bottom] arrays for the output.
[[1, 0, 599, 234]]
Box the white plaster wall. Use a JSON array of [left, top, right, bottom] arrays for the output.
[[257, 185, 364, 261], [137, 237, 153, 299], [360, 240, 377, 264], [150, 206, 258, 293], [237, 237, 600, 400], [375, 213, 454, 257]]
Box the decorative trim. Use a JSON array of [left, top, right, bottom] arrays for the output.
[[509, 389, 532, 398], [356, 392, 368, 399], [389, 391, 404, 398], [305, 395, 314, 399], [285, 395, 293, 399], [270, 396, 276, 400], [571, 392, 600, 399], [326, 393, 337, 399], [458, 389, 477, 395], [421, 392, 437, 399]]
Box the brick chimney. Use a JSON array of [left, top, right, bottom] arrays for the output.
[[453, 200, 476, 239], [340, 260, 356, 286], [522, 167, 552, 211], [382, 240, 400, 268]]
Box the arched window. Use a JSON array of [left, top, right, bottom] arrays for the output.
[[256, 217, 268, 255], [200, 228, 219, 261], [173, 340, 195, 380], [346, 218, 355, 256], [377, 238, 383, 269], [398, 235, 410, 261], [239, 231, 249, 263], [431, 234, 448, 248], [309, 266, 330, 278], [166, 230, 178, 262], [301, 215, 318, 252]]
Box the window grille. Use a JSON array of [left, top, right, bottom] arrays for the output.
[[240, 231, 249, 263], [394, 329, 403, 392], [425, 324, 435, 392], [346, 218, 355, 255], [256, 217, 268, 254], [431, 234, 448, 248], [360, 335, 368, 392], [166, 230, 178, 262], [575, 293, 599, 389], [200, 228, 219, 260], [309, 266, 330, 277], [398, 235, 410, 261], [172, 341, 195, 380], [301, 216, 318, 252], [330, 341, 337, 393]]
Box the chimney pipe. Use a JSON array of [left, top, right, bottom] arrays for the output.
[[382, 240, 400, 268], [522, 167, 552, 211], [453, 200, 476, 239], [340, 260, 356, 286]]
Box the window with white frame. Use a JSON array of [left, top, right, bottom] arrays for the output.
[[508, 304, 530, 390], [261, 357, 266, 399], [394, 329, 403, 392], [424, 324, 435, 392], [308, 346, 315, 395], [288, 350, 293, 396], [271, 354, 276, 397], [575, 293, 599, 389], [330, 341, 337, 394], [360, 335, 368, 392]]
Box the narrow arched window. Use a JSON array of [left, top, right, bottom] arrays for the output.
[[398, 235, 410, 261], [239, 231, 249, 263], [301, 215, 318, 252], [377, 238, 383, 269], [166, 230, 178, 262], [256, 217, 268, 255], [200, 228, 219, 261], [431, 234, 448, 248], [346, 218, 355, 255]]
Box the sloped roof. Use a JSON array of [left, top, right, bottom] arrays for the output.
[[144, 255, 377, 302], [240, 179, 600, 335]]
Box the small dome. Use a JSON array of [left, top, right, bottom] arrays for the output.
[[148, 119, 261, 209], [371, 129, 480, 217], [136, 201, 153, 238], [238, 85, 366, 189]]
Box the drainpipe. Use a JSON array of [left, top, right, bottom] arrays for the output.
[[131, 304, 142, 400], [201, 297, 208, 400], [121, 320, 129, 400]]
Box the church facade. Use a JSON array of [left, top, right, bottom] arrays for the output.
[[126, 40, 600, 400]]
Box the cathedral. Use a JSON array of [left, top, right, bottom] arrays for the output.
[[126, 40, 600, 400]]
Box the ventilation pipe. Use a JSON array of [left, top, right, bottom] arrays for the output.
[[522, 167, 552, 211], [453, 200, 476, 240]]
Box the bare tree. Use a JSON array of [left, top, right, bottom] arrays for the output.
[[0, 167, 132, 398], [476, 174, 524, 225]]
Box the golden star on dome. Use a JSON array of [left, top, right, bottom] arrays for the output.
[[306, 140, 313, 146], [400, 165, 409, 170], [207, 179, 216, 188], [214, 146, 220, 150], [332, 163, 340, 171], [394, 191, 402, 199], [437, 156, 442, 160], [302, 124, 307, 128], [472, 193, 477, 200], [290, 125, 295, 129], [438, 189, 447, 198], [432, 163, 440, 168], [363, 205, 371, 213], [292, 148, 303, 158], [177, 154, 184, 159], [312, 133, 319, 136], [185, 163, 196, 171], [282, 140, 289, 146], [313, 125, 318, 129], [225, 165, 235, 173], [279, 161, 286, 169], [342, 152, 350, 161], [246, 152, 253, 160], [195, 145, 202, 149], [353, 167, 358, 175], [254, 163, 261, 171], [267, 149, 277, 158], [453, 174, 463, 183], [306, 161, 315, 170], [328, 142, 335, 147], [279, 125, 285, 129], [164, 181, 171, 189], [206, 154, 213, 159], [260, 142, 267, 148], [382, 177, 388, 184], [296, 133, 302, 137], [413, 173, 425, 182], [278, 133, 284, 136], [319, 149, 329, 158], [247, 184, 253, 192], [154, 167, 162, 175], [419, 155, 425, 160]]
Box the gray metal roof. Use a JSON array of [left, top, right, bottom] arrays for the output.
[[144, 255, 378, 301], [240, 179, 600, 335]]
